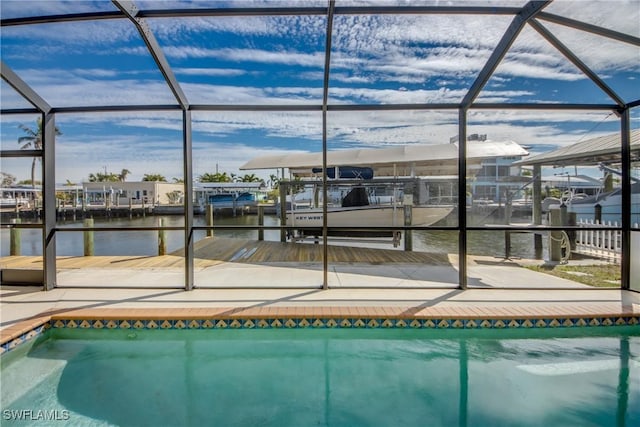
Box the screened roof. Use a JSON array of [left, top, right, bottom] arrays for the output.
[[2, 1, 638, 110]]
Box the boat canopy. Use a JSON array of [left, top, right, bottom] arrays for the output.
[[240, 140, 528, 177]]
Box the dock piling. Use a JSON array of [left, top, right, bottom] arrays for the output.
[[10, 218, 21, 256], [206, 205, 214, 237], [158, 217, 167, 255], [403, 204, 413, 251], [258, 205, 265, 241], [83, 218, 94, 256]]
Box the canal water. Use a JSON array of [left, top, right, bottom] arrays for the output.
[[1, 213, 545, 260]]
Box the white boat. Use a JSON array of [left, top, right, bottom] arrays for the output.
[[240, 140, 528, 240], [565, 184, 640, 225], [543, 165, 640, 225], [1, 188, 33, 210], [285, 182, 453, 240]]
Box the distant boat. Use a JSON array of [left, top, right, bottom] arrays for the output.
[[208, 192, 257, 209], [0, 187, 33, 210], [566, 183, 640, 224], [543, 164, 640, 225]]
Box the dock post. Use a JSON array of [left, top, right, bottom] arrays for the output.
[[128, 197, 133, 218], [567, 211, 577, 250], [504, 196, 512, 259], [10, 218, 21, 255], [549, 207, 562, 261], [258, 205, 264, 241], [206, 204, 214, 237], [158, 217, 167, 255], [83, 218, 94, 256], [403, 204, 412, 251], [279, 181, 287, 242], [594, 203, 602, 223], [532, 165, 543, 258]]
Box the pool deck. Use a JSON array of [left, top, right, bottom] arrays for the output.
[[2, 284, 639, 348]]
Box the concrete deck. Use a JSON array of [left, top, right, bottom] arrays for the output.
[[3, 285, 639, 330], [2, 241, 638, 345]]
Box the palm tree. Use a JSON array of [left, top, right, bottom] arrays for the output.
[[1, 172, 16, 187], [142, 173, 167, 182], [88, 172, 119, 182], [199, 172, 232, 183], [18, 118, 62, 188], [240, 173, 261, 183], [268, 174, 279, 189], [118, 169, 131, 182]]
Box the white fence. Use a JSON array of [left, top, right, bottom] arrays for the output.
[[575, 219, 639, 262]]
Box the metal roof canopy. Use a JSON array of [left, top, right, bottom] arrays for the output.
[[516, 129, 640, 167], [240, 140, 529, 177]]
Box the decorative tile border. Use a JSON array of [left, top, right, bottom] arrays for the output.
[[3, 313, 639, 355], [47, 315, 639, 331], [0, 322, 50, 356]]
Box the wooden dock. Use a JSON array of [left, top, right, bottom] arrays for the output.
[[1, 237, 450, 275]]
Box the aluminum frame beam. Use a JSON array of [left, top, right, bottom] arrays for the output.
[[1, 60, 51, 113], [458, 110, 467, 289], [462, 1, 551, 109], [42, 113, 57, 290], [183, 110, 194, 290], [1, 103, 621, 116], [321, 0, 336, 290], [620, 110, 631, 289], [112, 0, 189, 109], [537, 12, 640, 47], [529, 19, 625, 108], [1, 5, 525, 26]]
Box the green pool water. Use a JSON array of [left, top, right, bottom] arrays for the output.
[[2, 327, 639, 427]]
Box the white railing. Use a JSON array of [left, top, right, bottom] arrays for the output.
[[575, 219, 638, 262]]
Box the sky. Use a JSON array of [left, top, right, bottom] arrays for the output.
[[1, 0, 639, 184]]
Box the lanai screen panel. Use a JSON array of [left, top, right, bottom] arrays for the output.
[[0, 10, 176, 107], [146, 13, 328, 105], [328, 10, 514, 105]]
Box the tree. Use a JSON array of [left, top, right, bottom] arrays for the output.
[[118, 169, 131, 182], [199, 172, 232, 183], [18, 117, 62, 188], [268, 174, 279, 189], [165, 190, 183, 204], [172, 177, 184, 183], [88, 172, 119, 182], [239, 173, 262, 183], [1, 172, 16, 187], [142, 173, 167, 182]]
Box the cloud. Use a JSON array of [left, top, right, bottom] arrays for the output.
[[174, 67, 249, 77]]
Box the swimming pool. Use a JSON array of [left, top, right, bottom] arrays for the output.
[[2, 327, 639, 427]]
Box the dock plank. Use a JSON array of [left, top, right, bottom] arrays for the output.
[[1, 236, 450, 272]]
